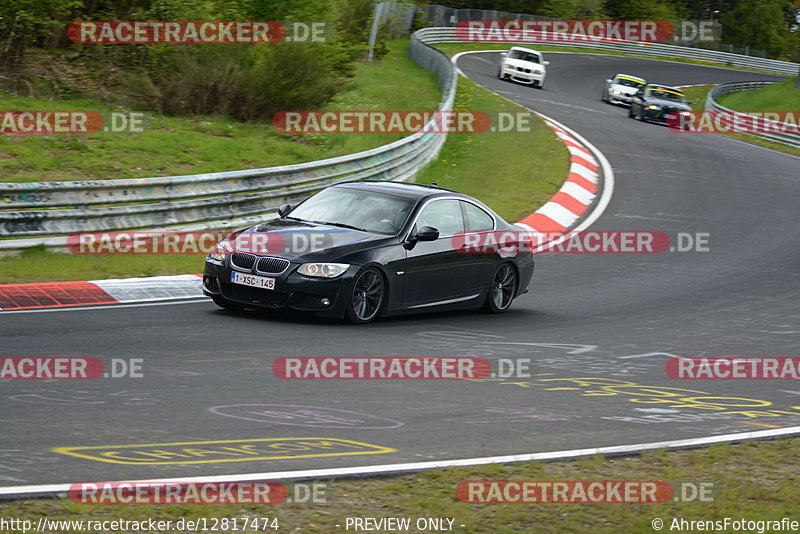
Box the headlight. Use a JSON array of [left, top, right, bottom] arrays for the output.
[[207, 240, 231, 261], [503, 63, 512, 68], [298, 263, 350, 278], [645, 105, 661, 110], [611, 89, 621, 95]]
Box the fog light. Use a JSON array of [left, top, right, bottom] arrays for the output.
[[321, 298, 331, 306]]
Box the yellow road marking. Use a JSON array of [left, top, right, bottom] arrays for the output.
[[54, 438, 396, 465]]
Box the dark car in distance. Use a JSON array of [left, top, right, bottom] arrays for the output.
[[202, 182, 534, 323], [629, 84, 692, 124]]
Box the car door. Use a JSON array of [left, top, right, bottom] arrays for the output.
[[402, 198, 472, 307]]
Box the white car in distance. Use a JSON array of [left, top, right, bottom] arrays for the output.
[[497, 47, 549, 88]]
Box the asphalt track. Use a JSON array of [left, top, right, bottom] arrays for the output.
[[1, 52, 798, 493]]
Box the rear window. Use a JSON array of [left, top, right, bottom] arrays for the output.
[[462, 202, 494, 232]]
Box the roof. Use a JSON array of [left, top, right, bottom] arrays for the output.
[[332, 181, 458, 200], [646, 84, 685, 93], [614, 74, 646, 83], [509, 46, 542, 54]]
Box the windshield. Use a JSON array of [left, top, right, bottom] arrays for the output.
[[647, 88, 686, 103], [614, 77, 644, 88], [507, 50, 541, 63], [287, 187, 415, 235]]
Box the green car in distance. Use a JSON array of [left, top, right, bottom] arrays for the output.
[[629, 84, 693, 124]]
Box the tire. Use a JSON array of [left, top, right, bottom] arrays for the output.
[[481, 263, 518, 314], [212, 296, 245, 311], [628, 106, 635, 118], [345, 268, 385, 324]]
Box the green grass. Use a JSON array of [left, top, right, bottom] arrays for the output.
[[0, 245, 204, 283], [2, 438, 798, 533], [415, 77, 567, 223], [0, 40, 440, 183], [718, 79, 800, 111], [679, 83, 800, 158]]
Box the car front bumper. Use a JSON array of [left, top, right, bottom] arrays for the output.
[[643, 109, 687, 124], [501, 65, 545, 85], [203, 258, 356, 318], [607, 91, 635, 105]]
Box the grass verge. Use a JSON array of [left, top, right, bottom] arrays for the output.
[[0, 40, 440, 183], [1, 438, 798, 533], [415, 76, 567, 223], [680, 83, 800, 158], [717, 79, 800, 111], [0, 245, 203, 283]]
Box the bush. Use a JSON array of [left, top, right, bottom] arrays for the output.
[[133, 43, 336, 121]]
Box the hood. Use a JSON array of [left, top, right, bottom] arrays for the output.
[[223, 218, 393, 262], [504, 57, 545, 71]]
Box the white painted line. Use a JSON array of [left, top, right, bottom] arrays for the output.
[[0, 297, 209, 314], [3, 427, 798, 497]]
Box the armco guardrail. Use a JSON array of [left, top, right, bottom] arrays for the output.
[[0, 34, 456, 243], [705, 81, 800, 149], [414, 27, 799, 76]]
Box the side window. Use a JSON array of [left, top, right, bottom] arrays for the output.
[[415, 199, 464, 237], [462, 201, 494, 232]]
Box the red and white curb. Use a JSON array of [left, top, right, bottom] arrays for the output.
[[0, 275, 203, 311], [517, 120, 600, 234]]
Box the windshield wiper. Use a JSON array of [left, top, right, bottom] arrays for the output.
[[310, 220, 368, 232]]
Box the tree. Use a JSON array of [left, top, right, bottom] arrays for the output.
[[719, 0, 793, 58], [604, 0, 684, 20], [0, 0, 81, 69], [540, 0, 607, 18]]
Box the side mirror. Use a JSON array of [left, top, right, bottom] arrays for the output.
[[544, 61, 550, 66], [277, 203, 291, 217], [687, 100, 693, 105], [605, 79, 612, 83], [414, 226, 439, 242], [500, 52, 507, 57]]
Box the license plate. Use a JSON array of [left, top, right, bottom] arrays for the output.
[[230, 271, 275, 290]]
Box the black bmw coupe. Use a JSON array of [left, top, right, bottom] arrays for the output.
[[203, 182, 534, 323], [628, 83, 692, 124]]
